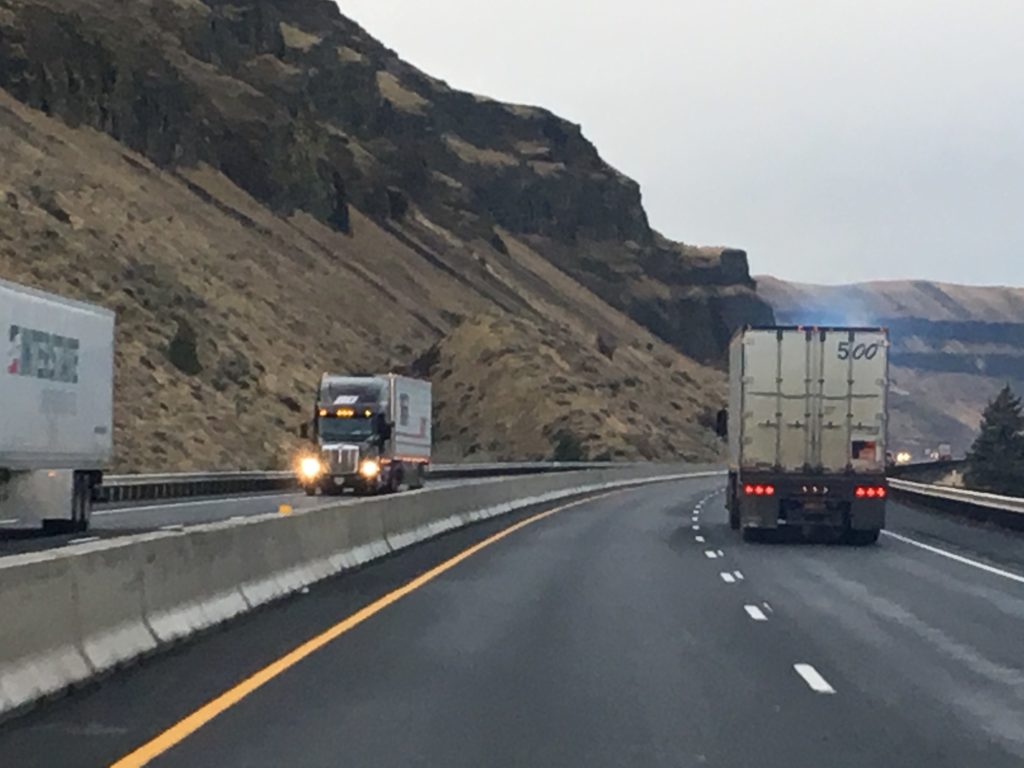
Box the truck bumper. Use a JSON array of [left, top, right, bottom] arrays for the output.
[[734, 474, 887, 532], [303, 474, 360, 492]]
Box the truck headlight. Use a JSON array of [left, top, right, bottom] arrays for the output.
[[299, 457, 323, 480], [359, 459, 381, 479]]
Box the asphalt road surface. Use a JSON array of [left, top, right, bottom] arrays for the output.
[[1, 476, 1023, 766]]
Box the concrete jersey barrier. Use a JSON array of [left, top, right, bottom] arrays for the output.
[[0, 464, 721, 718]]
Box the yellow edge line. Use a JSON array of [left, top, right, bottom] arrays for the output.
[[110, 489, 623, 767]]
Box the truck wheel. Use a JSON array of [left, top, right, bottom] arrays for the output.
[[384, 467, 401, 494], [729, 506, 740, 531], [304, 486, 317, 497], [409, 465, 425, 490], [846, 529, 880, 546]]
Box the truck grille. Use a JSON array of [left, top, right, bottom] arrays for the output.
[[331, 447, 359, 474]]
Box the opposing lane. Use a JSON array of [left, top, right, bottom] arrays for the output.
[[0, 479, 470, 557], [1, 478, 1023, 766]]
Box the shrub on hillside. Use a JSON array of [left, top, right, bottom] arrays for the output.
[[552, 430, 588, 462]]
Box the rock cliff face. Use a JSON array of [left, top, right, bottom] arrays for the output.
[[0, 0, 770, 469], [759, 277, 1024, 457]]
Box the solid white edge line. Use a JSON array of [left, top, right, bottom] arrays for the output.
[[794, 664, 836, 694], [744, 605, 768, 621], [68, 536, 100, 545], [881, 531, 1024, 585], [0, 518, 18, 525], [720, 572, 736, 583]]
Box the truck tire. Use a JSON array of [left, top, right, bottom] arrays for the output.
[[409, 465, 426, 490], [729, 506, 740, 531], [846, 529, 880, 546], [304, 486, 317, 497], [385, 466, 402, 494]]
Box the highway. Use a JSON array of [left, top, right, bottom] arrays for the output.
[[2, 475, 1023, 766]]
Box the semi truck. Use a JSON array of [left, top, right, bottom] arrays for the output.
[[297, 373, 431, 496], [722, 326, 890, 545], [1, 278, 114, 532]]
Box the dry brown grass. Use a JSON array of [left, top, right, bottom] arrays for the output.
[[279, 22, 322, 52], [442, 134, 518, 168], [0, 89, 729, 470], [376, 71, 429, 114]]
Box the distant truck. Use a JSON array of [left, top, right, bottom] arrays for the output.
[[298, 374, 431, 496], [937, 444, 953, 461], [721, 326, 890, 545], [0, 279, 114, 532]]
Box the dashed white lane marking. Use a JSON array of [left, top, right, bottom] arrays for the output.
[[692, 524, 701, 531], [68, 536, 100, 545], [882, 531, 1024, 585], [695, 535, 706, 543], [716, 549, 725, 556], [734, 571, 744, 580], [794, 664, 836, 694], [720, 572, 736, 583], [704, 550, 719, 559], [744, 605, 768, 621]]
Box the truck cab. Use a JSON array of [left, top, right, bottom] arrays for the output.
[[297, 374, 431, 496]]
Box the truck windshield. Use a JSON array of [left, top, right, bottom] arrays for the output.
[[318, 417, 375, 442], [320, 383, 383, 405]]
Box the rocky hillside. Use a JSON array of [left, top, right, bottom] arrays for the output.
[[759, 277, 1024, 458], [0, 0, 770, 470]]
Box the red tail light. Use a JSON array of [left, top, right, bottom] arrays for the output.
[[765, 485, 776, 496], [744, 484, 755, 495], [856, 485, 887, 500]]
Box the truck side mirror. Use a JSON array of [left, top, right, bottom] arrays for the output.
[[715, 408, 729, 439], [299, 422, 310, 439]]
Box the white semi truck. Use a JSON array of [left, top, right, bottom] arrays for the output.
[[297, 374, 431, 496], [0, 279, 114, 532], [722, 326, 890, 545]]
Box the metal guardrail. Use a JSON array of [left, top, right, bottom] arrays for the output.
[[889, 478, 1024, 531], [94, 462, 631, 504], [887, 459, 966, 481]]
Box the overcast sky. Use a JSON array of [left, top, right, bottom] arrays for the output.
[[340, 1, 1022, 286]]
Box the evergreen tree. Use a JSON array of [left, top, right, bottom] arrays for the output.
[[965, 385, 1024, 496]]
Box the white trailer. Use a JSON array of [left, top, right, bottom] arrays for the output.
[[724, 326, 889, 544], [0, 279, 114, 531], [297, 373, 432, 495]]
